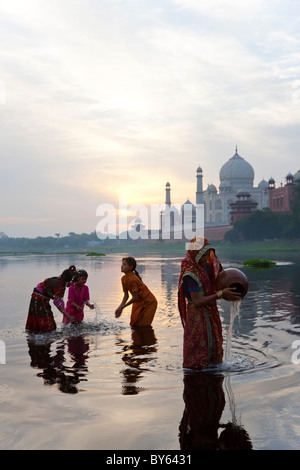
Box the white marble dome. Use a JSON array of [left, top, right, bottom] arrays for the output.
[[219, 149, 254, 185]]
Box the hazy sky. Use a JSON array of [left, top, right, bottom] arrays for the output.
[[1, 0, 299, 237]]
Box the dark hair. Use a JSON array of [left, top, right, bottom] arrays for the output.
[[77, 269, 88, 278], [122, 257, 142, 281], [60, 265, 77, 283]]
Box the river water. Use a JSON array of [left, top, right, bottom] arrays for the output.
[[1, 250, 300, 450]]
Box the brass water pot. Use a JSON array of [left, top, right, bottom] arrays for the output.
[[215, 268, 249, 298]]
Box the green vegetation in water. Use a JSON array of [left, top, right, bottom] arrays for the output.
[[243, 258, 276, 268], [86, 252, 106, 257]]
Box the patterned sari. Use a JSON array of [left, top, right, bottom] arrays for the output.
[[178, 238, 223, 369], [26, 277, 67, 333]]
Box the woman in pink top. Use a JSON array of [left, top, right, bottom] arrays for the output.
[[62, 270, 95, 324]]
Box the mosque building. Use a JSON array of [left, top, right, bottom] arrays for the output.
[[268, 170, 300, 213], [161, 147, 299, 240], [128, 147, 299, 242], [199, 147, 269, 226], [163, 147, 268, 228]]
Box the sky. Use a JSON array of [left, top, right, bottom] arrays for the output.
[[0, 0, 299, 238]]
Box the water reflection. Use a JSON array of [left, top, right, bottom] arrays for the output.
[[27, 334, 90, 394], [179, 372, 252, 450], [116, 326, 157, 395]]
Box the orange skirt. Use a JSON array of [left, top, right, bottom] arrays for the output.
[[130, 295, 157, 327]]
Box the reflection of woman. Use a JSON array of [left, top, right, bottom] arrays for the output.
[[25, 265, 77, 333], [178, 238, 240, 369], [179, 372, 225, 450], [119, 326, 157, 395], [179, 372, 252, 450], [115, 257, 157, 326]]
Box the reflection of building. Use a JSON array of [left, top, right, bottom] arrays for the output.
[[268, 170, 300, 213]]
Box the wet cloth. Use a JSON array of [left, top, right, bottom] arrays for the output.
[[178, 237, 223, 369], [121, 272, 157, 326], [62, 284, 90, 324], [26, 277, 67, 333]]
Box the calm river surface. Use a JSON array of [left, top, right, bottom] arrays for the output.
[[1, 250, 300, 450]]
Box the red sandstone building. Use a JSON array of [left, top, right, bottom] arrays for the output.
[[268, 172, 298, 213]]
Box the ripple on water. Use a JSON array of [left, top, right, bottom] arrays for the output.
[[204, 340, 280, 376]]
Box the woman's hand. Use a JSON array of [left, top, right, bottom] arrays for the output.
[[115, 306, 123, 318], [222, 287, 242, 302]]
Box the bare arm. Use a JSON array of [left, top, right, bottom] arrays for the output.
[[115, 291, 140, 318], [190, 287, 241, 307]]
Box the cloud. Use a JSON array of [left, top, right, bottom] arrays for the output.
[[0, 0, 299, 236]]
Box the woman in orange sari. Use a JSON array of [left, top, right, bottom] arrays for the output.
[[178, 237, 240, 369], [115, 257, 157, 326]]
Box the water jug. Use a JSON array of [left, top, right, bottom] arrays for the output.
[[215, 268, 248, 298]]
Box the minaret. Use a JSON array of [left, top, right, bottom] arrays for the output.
[[165, 182, 171, 207], [196, 166, 203, 204]]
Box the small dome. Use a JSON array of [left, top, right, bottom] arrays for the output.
[[166, 182, 170, 187], [207, 183, 217, 194], [268, 177, 275, 185], [258, 178, 268, 188], [197, 166, 203, 173]]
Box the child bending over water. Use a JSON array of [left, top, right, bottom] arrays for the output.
[[115, 257, 157, 326], [26, 265, 77, 333], [63, 269, 94, 324]]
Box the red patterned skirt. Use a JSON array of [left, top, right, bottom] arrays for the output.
[[183, 304, 223, 369], [25, 293, 56, 333]]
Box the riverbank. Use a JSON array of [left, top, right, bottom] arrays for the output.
[[1, 239, 299, 262]]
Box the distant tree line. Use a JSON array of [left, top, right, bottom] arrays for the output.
[[225, 181, 300, 242], [0, 231, 103, 252]]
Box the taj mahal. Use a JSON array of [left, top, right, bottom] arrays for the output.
[[164, 147, 269, 229], [128, 146, 298, 241]]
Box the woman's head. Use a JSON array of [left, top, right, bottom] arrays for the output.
[[121, 257, 142, 280], [121, 257, 137, 273], [186, 237, 215, 264], [60, 265, 77, 284], [198, 248, 214, 266]]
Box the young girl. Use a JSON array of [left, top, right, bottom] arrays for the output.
[[62, 269, 95, 324], [115, 257, 157, 326], [26, 265, 77, 333]]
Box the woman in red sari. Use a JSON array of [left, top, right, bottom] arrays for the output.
[[178, 237, 240, 369]]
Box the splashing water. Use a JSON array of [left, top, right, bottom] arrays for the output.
[[225, 301, 241, 362], [91, 301, 101, 323]]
